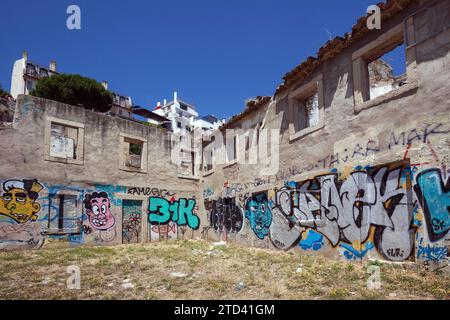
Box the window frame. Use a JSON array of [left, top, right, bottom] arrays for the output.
[[44, 116, 85, 165], [119, 133, 148, 173], [226, 133, 237, 164], [202, 143, 215, 176], [42, 190, 82, 235], [352, 21, 418, 113], [288, 74, 325, 142]]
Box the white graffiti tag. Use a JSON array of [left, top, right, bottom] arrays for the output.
[[270, 166, 415, 261]]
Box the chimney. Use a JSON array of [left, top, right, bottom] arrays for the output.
[[157, 101, 161, 107], [22, 51, 28, 61], [101, 81, 108, 90], [174, 91, 178, 103], [163, 99, 167, 106], [49, 60, 57, 72]]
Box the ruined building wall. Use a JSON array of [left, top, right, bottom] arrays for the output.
[[0, 0, 448, 271], [200, 0, 450, 270], [0, 95, 201, 250]]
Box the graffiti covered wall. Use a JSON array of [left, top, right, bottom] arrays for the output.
[[0, 181, 202, 249], [0, 95, 201, 250], [200, 130, 449, 269], [197, 0, 450, 270], [1, 0, 449, 274]]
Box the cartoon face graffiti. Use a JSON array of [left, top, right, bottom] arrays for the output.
[[83, 192, 115, 230], [0, 179, 43, 224], [245, 193, 272, 240]]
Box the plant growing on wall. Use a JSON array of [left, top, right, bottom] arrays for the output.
[[31, 74, 113, 112]]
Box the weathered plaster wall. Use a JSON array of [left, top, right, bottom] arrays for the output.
[[200, 0, 450, 270], [0, 95, 201, 249]]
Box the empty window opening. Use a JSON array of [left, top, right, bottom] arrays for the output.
[[295, 91, 319, 132], [50, 123, 78, 160], [203, 147, 213, 172], [368, 42, 406, 100], [227, 135, 237, 162], [126, 139, 143, 168]]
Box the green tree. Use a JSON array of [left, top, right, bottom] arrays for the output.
[[0, 82, 10, 98], [31, 74, 113, 112]]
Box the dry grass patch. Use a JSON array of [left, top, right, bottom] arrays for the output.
[[0, 240, 448, 300]]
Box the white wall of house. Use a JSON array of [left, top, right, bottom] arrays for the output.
[[10, 57, 26, 100]]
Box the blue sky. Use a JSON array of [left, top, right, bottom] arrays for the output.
[[0, 0, 399, 119]]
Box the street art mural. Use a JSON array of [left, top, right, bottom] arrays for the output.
[[244, 193, 272, 240], [269, 164, 417, 261], [414, 169, 449, 242], [40, 184, 124, 246], [127, 187, 175, 198], [0, 179, 45, 249], [122, 200, 142, 244], [298, 230, 324, 251], [148, 197, 200, 230], [0, 222, 44, 249], [0, 179, 44, 224], [97, 226, 117, 243], [204, 197, 243, 234], [83, 191, 116, 231], [0, 180, 200, 248], [207, 160, 448, 267], [150, 222, 178, 241], [417, 237, 448, 262]]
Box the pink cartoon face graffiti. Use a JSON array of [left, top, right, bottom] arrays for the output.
[[83, 192, 115, 230]]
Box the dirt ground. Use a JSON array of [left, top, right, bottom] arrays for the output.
[[0, 240, 448, 300]]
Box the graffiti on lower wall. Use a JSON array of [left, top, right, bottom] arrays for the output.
[[270, 164, 416, 261], [204, 197, 244, 234], [0, 222, 44, 249], [207, 161, 449, 265], [0, 179, 45, 249], [122, 200, 142, 244], [127, 187, 175, 198], [148, 196, 200, 230], [244, 193, 272, 240], [417, 238, 448, 262], [0, 181, 128, 250], [83, 192, 115, 231], [414, 169, 449, 242], [0, 179, 44, 224], [0, 180, 203, 248], [150, 222, 178, 241]]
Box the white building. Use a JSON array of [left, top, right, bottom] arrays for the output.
[[192, 115, 224, 131], [10, 52, 133, 118], [153, 92, 223, 134], [10, 51, 57, 100]]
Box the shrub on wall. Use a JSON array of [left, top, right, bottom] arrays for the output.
[[31, 74, 113, 112]]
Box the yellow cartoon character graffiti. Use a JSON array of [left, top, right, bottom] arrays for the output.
[[0, 179, 44, 224]]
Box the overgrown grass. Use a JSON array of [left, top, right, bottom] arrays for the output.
[[0, 240, 448, 300]]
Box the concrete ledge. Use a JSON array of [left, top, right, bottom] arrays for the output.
[[354, 79, 419, 114], [289, 122, 325, 143]]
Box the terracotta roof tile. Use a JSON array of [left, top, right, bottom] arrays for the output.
[[275, 0, 416, 95], [221, 0, 416, 129]]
